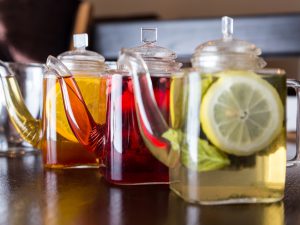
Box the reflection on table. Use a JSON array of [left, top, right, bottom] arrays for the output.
[[0, 151, 300, 225]]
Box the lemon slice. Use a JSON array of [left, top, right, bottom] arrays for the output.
[[200, 71, 284, 156], [170, 75, 185, 129], [170, 73, 214, 130], [45, 75, 107, 142]]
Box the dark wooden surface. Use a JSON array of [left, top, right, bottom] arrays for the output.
[[1, 149, 300, 225], [92, 14, 300, 61]]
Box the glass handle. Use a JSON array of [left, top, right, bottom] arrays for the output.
[[46, 56, 104, 154], [287, 79, 300, 162], [0, 60, 41, 147], [117, 50, 182, 167], [118, 49, 169, 135]]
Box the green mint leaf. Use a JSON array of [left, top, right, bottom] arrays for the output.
[[182, 139, 230, 172], [162, 129, 230, 172], [162, 129, 183, 152]]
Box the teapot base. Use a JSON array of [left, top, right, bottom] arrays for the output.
[[44, 163, 99, 169], [170, 184, 283, 205], [100, 166, 169, 185], [0, 147, 39, 158]]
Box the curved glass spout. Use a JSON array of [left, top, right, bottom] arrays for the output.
[[117, 51, 180, 167], [0, 60, 41, 147], [46, 56, 105, 154]]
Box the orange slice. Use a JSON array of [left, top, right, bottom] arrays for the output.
[[45, 75, 107, 142]]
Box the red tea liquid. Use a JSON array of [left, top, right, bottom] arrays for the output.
[[100, 75, 170, 184]]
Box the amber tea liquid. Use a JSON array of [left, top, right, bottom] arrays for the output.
[[42, 75, 106, 168]]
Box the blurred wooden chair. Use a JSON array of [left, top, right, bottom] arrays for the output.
[[0, 0, 84, 63], [70, 1, 92, 49]]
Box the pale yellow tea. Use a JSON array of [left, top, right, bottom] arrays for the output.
[[168, 70, 286, 204]]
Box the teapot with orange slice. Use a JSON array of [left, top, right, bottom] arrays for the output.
[[0, 33, 107, 168]]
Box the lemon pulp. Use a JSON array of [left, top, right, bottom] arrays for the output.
[[200, 71, 284, 156], [45, 75, 107, 142]]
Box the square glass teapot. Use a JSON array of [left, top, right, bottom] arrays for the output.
[[116, 17, 300, 204], [0, 33, 107, 168]]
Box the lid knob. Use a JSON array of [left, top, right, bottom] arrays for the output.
[[141, 28, 157, 44], [124, 27, 181, 73], [191, 16, 266, 70], [73, 33, 88, 49], [222, 16, 233, 40]]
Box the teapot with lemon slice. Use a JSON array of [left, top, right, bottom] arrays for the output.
[[117, 17, 300, 204], [0, 33, 106, 168]]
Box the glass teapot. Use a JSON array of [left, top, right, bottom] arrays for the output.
[[124, 28, 182, 119], [0, 62, 44, 156], [0, 33, 107, 168], [51, 28, 182, 184], [116, 17, 300, 204]]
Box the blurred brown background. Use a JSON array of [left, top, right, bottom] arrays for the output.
[[0, 0, 79, 63], [90, 0, 300, 19]]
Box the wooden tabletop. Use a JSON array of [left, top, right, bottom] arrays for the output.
[[1, 148, 300, 225]]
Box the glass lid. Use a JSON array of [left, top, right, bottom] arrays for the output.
[[58, 33, 106, 72], [191, 16, 267, 71], [125, 28, 182, 74]]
